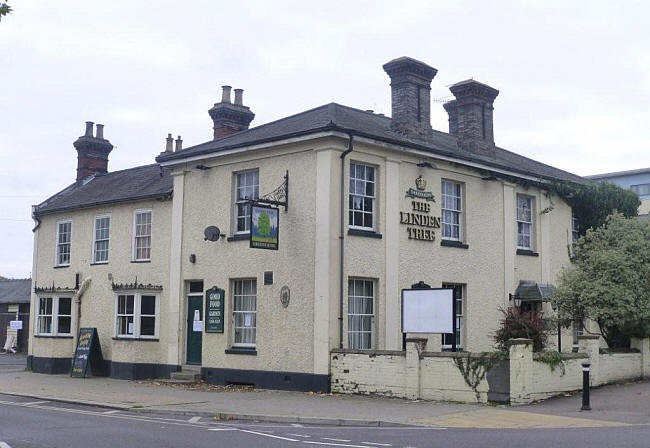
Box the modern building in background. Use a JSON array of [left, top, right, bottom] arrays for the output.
[[29, 57, 583, 391], [0, 278, 31, 353], [587, 168, 650, 216]]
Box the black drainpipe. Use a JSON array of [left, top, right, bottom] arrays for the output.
[[339, 133, 354, 348]]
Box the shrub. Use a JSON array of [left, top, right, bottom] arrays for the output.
[[493, 306, 549, 352]]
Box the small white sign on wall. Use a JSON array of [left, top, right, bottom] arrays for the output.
[[9, 320, 23, 330], [402, 288, 453, 334], [193, 320, 203, 332]]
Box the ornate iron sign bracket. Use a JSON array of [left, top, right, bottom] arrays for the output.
[[255, 170, 289, 211]]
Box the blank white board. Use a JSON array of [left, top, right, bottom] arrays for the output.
[[402, 288, 453, 333]]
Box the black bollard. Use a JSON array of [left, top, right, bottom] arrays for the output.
[[581, 362, 591, 411]]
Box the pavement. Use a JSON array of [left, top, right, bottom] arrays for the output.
[[1, 353, 649, 429]]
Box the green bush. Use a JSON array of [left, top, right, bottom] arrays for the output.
[[493, 306, 549, 352]]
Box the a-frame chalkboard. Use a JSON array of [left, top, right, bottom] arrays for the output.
[[71, 327, 105, 377]]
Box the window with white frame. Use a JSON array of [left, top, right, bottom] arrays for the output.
[[348, 278, 374, 350], [441, 180, 463, 241], [232, 279, 257, 347], [235, 170, 259, 233], [133, 210, 152, 261], [572, 211, 579, 243], [441, 284, 464, 350], [115, 293, 158, 338], [36, 296, 72, 336], [349, 163, 375, 230], [55, 221, 72, 266], [93, 215, 110, 263], [516, 195, 534, 250]]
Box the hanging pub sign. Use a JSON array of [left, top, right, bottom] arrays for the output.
[[205, 287, 225, 333], [250, 203, 279, 250]]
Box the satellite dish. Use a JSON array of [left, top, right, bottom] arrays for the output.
[[204, 226, 222, 242]]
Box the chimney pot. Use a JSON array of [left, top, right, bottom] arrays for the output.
[[95, 124, 104, 140], [175, 135, 183, 152], [234, 88, 244, 106], [221, 85, 232, 103], [165, 133, 174, 152], [84, 121, 94, 137]]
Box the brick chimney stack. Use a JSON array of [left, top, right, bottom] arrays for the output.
[[208, 85, 255, 140], [383, 57, 438, 138], [443, 79, 499, 153], [73, 121, 114, 181]]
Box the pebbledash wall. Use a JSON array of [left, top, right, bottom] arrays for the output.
[[30, 56, 587, 391], [332, 336, 650, 404], [28, 199, 176, 379]]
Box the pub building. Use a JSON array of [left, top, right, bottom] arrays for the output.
[[28, 57, 582, 391]]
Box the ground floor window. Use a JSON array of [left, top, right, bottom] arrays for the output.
[[348, 278, 375, 350], [441, 284, 464, 350], [36, 296, 72, 336], [232, 279, 257, 347], [115, 293, 159, 338]]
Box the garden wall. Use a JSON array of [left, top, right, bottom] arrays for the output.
[[331, 336, 649, 405]]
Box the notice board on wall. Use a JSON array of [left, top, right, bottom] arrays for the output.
[[71, 327, 105, 378], [401, 288, 453, 334]]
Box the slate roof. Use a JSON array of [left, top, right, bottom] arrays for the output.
[[157, 103, 585, 183], [35, 164, 173, 215], [0, 279, 31, 304]]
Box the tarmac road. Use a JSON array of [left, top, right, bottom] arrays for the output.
[[1, 393, 650, 448]]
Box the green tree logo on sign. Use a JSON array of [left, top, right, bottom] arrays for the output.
[[258, 211, 271, 237]]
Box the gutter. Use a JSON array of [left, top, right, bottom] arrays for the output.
[[339, 133, 354, 348]]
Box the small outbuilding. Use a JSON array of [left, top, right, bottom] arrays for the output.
[[0, 278, 31, 353]]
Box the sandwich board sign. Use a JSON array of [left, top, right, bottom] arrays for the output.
[[71, 327, 105, 377], [401, 285, 455, 351]]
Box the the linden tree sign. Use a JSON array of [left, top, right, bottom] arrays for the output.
[[400, 175, 441, 241]]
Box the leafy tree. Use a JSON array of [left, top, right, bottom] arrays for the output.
[[257, 212, 271, 237], [552, 213, 650, 347], [0, 2, 12, 22], [493, 306, 549, 352], [550, 181, 640, 236]]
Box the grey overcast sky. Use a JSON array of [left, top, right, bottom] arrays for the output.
[[1, 1, 649, 278]]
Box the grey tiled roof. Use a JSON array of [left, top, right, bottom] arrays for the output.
[[0, 279, 31, 304], [36, 164, 172, 215], [157, 103, 584, 183]]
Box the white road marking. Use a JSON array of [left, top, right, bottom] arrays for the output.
[[361, 443, 391, 447], [287, 433, 311, 438], [103, 410, 120, 414], [0, 442, 12, 448], [207, 428, 238, 431], [238, 429, 299, 442], [291, 423, 304, 427], [21, 401, 49, 406], [303, 441, 371, 448], [188, 416, 201, 423], [322, 438, 352, 442]]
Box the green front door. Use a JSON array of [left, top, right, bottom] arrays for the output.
[[186, 296, 203, 365]]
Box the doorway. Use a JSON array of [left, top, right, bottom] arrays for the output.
[[186, 282, 203, 365]]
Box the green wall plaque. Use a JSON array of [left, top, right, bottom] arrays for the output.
[[205, 287, 225, 333]]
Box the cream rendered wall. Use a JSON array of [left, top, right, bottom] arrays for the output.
[[178, 141, 321, 375], [30, 198, 173, 364]]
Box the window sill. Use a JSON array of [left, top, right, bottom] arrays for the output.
[[227, 233, 250, 242], [130, 260, 151, 264], [53, 265, 70, 269], [516, 249, 539, 257], [112, 337, 159, 341], [441, 240, 469, 249], [348, 229, 382, 239], [225, 347, 257, 356], [90, 262, 109, 266], [34, 334, 73, 339]]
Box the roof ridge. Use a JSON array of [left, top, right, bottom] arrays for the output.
[[493, 145, 585, 182], [0, 278, 30, 282], [93, 163, 161, 177]]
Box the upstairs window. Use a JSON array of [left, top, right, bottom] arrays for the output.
[[55, 221, 72, 266], [349, 163, 375, 230], [441, 180, 463, 241], [93, 215, 110, 263], [572, 211, 579, 243], [516, 195, 534, 250], [235, 170, 259, 234], [133, 210, 152, 261]]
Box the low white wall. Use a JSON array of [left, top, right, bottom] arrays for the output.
[[523, 354, 586, 402], [419, 355, 491, 403], [598, 352, 642, 385]]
